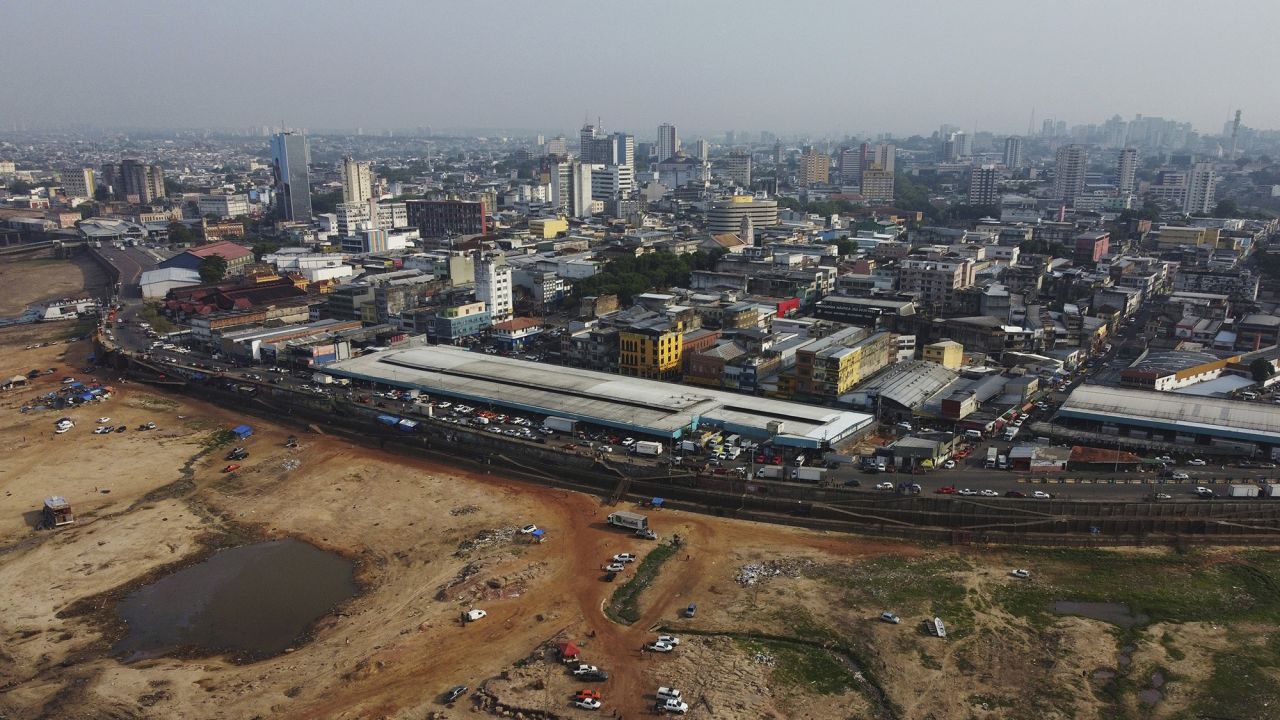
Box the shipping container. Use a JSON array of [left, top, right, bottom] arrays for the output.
[[634, 441, 663, 456], [1229, 484, 1261, 498], [544, 416, 577, 433]]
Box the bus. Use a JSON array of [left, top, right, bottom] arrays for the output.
[[985, 447, 999, 469]]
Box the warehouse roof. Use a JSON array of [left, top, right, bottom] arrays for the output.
[[1059, 384, 1280, 444], [844, 361, 958, 410], [326, 346, 873, 446]]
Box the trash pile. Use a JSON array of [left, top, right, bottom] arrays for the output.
[[449, 504, 480, 516], [735, 558, 816, 586], [751, 651, 776, 666], [281, 459, 300, 471], [455, 527, 518, 557]]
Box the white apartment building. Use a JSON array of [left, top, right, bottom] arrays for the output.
[[475, 256, 513, 322], [897, 257, 976, 309], [341, 157, 373, 205], [589, 164, 634, 200], [198, 193, 250, 219]]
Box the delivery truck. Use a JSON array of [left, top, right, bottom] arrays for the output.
[[543, 416, 578, 433], [680, 440, 700, 453], [755, 466, 785, 479], [1267, 484, 1280, 497], [607, 511, 649, 530], [1230, 484, 1261, 498], [312, 372, 333, 384], [634, 440, 663, 456], [793, 467, 827, 482]]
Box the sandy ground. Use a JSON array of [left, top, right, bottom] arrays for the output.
[[0, 252, 106, 315], [0, 259, 1259, 720]]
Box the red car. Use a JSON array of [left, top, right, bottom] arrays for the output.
[[222, 464, 241, 473], [575, 689, 602, 701], [935, 485, 956, 494], [755, 455, 766, 463]]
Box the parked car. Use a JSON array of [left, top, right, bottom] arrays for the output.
[[603, 562, 626, 573], [657, 688, 683, 701], [684, 602, 697, 618], [1010, 569, 1031, 579], [646, 641, 674, 652], [880, 612, 901, 624], [658, 698, 689, 714], [957, 488, 978, 496], [942, 460, 956, 469], [636, 529, 658, 540], [612, 553, 637, 563], [574, 698, 602, 710], [97, 417, 111, 424], [443, 685, 468, 703], [463, 608, 487, 622], [935, 486, 957, 494], [875, 481, 894, 490], [575, 689, 602, 701], [519, 524, 539, 534], [1032, 490, 1052, 499], [1004, 490, 1026, 498], [655, 634, 680, 646], [222, 464, 240, 473]]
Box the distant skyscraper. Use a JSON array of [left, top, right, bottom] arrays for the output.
[[873, 143, 896, 174], [1116, 147, 1138, 195], [1053, 144, 1088, 203], [271, 131, 312, 221], [837, 147, 860, 183], [951, 132, 972, 159], [606, 132, 634, 168], [579, 123, 602, 163], [1003, 137, 1023, 169], [859, 168, 894, 205], [656, 123, 679, 163], [341, 156, 373, 205], [61, 167, 95, 199], [1041, 118, 1055, 137], [772, 141, 782, 168], [545, 135, 568, 157], [552, 161, 593, 218], [694, 139, 709, 162], [1185, 162, 1217, 214], [105, 159, 164, 203], [799, 147, 830, 186], [968, 165, 999, 206], [724, 151, 753, 188]]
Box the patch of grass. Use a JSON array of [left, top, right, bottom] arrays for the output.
[[604, 542, 677, 624], [1160, 631, 1186, 662], [138, 304, 174, 334], [1195, 636, 1280, 720], [992, 548, 1280, 627], [202, 428, 237, 449], [739, 639, 861, 695]]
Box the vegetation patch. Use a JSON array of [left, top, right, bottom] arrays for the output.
[[738, 638, 861, 695], [138, 304, 173, 334], [991, 548, 1280, 627], [202, 428, 238, 450], [604, 542, 677, 624], [1195, 634, 1280, 720]]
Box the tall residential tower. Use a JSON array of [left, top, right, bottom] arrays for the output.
[[271, 131, 312, 221]]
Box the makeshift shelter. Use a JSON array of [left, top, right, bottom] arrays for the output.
[[531, 528, 547, 543], [650, 497, 665, 508], [232, 424, 253, 439], [43, 496, 74, 528], [557, 641, 580, 662]]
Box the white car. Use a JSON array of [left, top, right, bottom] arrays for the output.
[[519, 524, 539, 534], [656, 634, 680, 646], [437, 402, 451, 409], [1155, 492, 1172, 500], [1010, 569, 1031, 579], [612, 553, 637, 563], [55, 426, 71, 434], [94, 426, 112, 434], [463, 609, 487, 622], [979, 489, 999, 497], [572, 665, 602, 676], [943, 460, 956, 469], [659, 699, 688, 714], [1187, 459, 1206, 466], [957, 488, 978, 496], [657, 687, 683, 701], [880, 612, 901, 624], [875, 481, 894, 490], [97, 417, 111, 424], [1032, 490, 1052, 499], [621, 437, 635, 446], [604, 562, 626, 573], [646, 641, 674, 652], [1171, 472, 1190, 481], [574, 698, 602, 710]]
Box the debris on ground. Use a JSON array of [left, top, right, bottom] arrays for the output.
[[752, 651, 776, 666], [735, 558, 816, 586], [281, 459, 300, 471], [449, 504, 479, 516], [454, 527, 518, 557]]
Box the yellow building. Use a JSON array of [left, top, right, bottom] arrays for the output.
[[922, 340, 963, 370], [1154, 225, 1219, 250], [800, 148, 830, 186], [529, 216, 569, 239], [620, 320, 684, 380]]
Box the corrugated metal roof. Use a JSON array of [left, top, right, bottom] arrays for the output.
[[1059, 384, 1280, 443]]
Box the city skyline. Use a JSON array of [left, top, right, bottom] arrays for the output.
[[1, 0, 1277, 136]]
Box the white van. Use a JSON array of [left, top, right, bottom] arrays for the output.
[[657, 687, 682, 701], [965, 429, 983, 440]]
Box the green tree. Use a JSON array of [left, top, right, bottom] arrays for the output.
[[1250, 358, 1275, 383], [198, 254, 229, 283], [8, 180, 33, 194], [167, 221, 197, 244], [1213, 199, 1239, 218], [311, 190, 343, 214]]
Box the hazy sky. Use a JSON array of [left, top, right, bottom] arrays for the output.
[[2, 0, 1276, 138]]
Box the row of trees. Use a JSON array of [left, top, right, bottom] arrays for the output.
[[573, 250, 722, 303]]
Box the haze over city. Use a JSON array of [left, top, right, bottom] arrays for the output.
[[3, 0, 1278, 136]]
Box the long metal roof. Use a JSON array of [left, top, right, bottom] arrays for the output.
[[326, 346, 873, 446], [1058, 384, 1280, 444]]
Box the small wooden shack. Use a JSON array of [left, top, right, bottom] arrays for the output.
[[43, 496, 75, 528]]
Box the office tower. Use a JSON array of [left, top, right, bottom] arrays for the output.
[[1053, 144, 1087, 202], [405, 198, 488, 236], [1116, 147, 1138, 195], [579, 123, 601, 162], [107, 159, 164, 203], [1055, 120, 1067, 138], [799, 147, 830, 186], [341, 156, 373, 205], [475, 255, 513, 323], [968, 165, 999, 206], [61, 168, 95, 198], [1042, 118, 1054, 137], [551, 161, 593, 218], [589, 164, 634, 200], [656, 123, 679, 163], [606, 132, 634, 168], [860, 168, 894, 205], [873, 143, 895, 174], [837, 147, 860, 182], [1185, 163, 1217, 214], [952, 132, 972, 159], [693, 139, 709, 162], [545, 135, 568, 157], [1003, 137, 1023, 169], [772, 141, 782, 168], [270, 131, 312, 221], [725, 151, 753, 187]]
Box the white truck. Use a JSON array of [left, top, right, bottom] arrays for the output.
[[634, 441, 663, 456], [793, 467, 827, 482], [607, 511, 649, 530], [1230, 484, 1261, 498], [312, 372, 333, 384], [755, 466, 784, 479], [1268, 484, 1280, 498], [679, 440, 700, 453], [543, 416, 578, 433]]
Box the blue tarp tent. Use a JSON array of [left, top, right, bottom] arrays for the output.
[[69, 382, 84, 390], [531, 529, 546, 542], [232, 424, 253, 439], [376, 414, 400, 426], [651, 497, 665, 508], [397, 418, 419, 432]]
